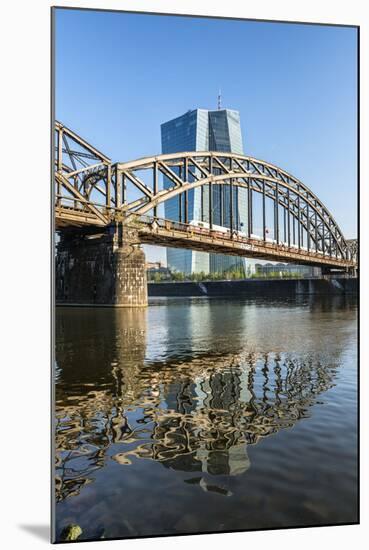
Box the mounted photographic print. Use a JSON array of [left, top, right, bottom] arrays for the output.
[[52, 6, 359, 543]]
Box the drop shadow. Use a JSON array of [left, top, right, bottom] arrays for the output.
[[19, 524, 50, 542]]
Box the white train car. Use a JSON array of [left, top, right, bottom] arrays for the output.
[[213, 224, 229, 234], [266, 237, 277, 245], [189, 220, 229, 234], [190, 220, 208, 229]]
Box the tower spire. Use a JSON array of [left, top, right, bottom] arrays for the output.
[[217, 89, 222, 110]]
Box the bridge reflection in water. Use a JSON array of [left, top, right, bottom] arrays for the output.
[[55, 299, 349, 505]]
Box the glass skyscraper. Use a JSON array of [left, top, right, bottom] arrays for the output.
[[161, 108, 247, 274]]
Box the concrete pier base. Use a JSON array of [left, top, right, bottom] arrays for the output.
[[56, 225, 148, 307]]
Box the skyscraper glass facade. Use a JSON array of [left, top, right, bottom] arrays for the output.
[[161, 109, 247, 274]]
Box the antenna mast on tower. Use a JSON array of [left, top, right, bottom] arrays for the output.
[[217, 89, 222, 110]]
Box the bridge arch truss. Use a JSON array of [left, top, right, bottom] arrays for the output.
[[54, 122, 357, 266]]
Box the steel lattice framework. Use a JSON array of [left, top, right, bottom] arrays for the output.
[[54, 121, 357, 268]]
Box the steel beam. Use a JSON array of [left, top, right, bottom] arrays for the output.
[[275, 181, 279, 243], [263, 180, 266, 242]]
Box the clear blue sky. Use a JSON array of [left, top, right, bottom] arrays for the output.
[[55, 8, 358, 262]]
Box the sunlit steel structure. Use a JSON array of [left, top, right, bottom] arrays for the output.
[[54, 122, 357, 270]]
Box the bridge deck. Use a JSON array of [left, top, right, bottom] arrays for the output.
[[54, 205, 355, 269], [55, 205, 108, 228], [135, 218, 355, 269], [54, 206, 355, 269]]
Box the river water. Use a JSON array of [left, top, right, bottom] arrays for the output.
[[54, 296, 358, 541]]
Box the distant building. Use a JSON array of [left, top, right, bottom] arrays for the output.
[[146, 261, 164, 270], [255, 263, 321, 277], [161, 108, 248, 275], [146, 262, 171, 281]]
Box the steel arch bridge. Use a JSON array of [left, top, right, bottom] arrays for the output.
[[54, 122, 357, 270]]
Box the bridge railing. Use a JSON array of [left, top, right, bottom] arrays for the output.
[[130, 214, 355, 265]]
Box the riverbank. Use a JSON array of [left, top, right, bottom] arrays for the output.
[[148, 277, 358, 297]]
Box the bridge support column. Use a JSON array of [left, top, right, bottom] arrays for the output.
[[56, 224, 148, 307]]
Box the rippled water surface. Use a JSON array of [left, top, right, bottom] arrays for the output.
[[54, 296, 358, 541]]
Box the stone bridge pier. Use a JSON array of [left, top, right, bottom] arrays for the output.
[[55, 224, 148, 307]]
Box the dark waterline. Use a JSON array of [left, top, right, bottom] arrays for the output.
[[54, 295, 358, 541]]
